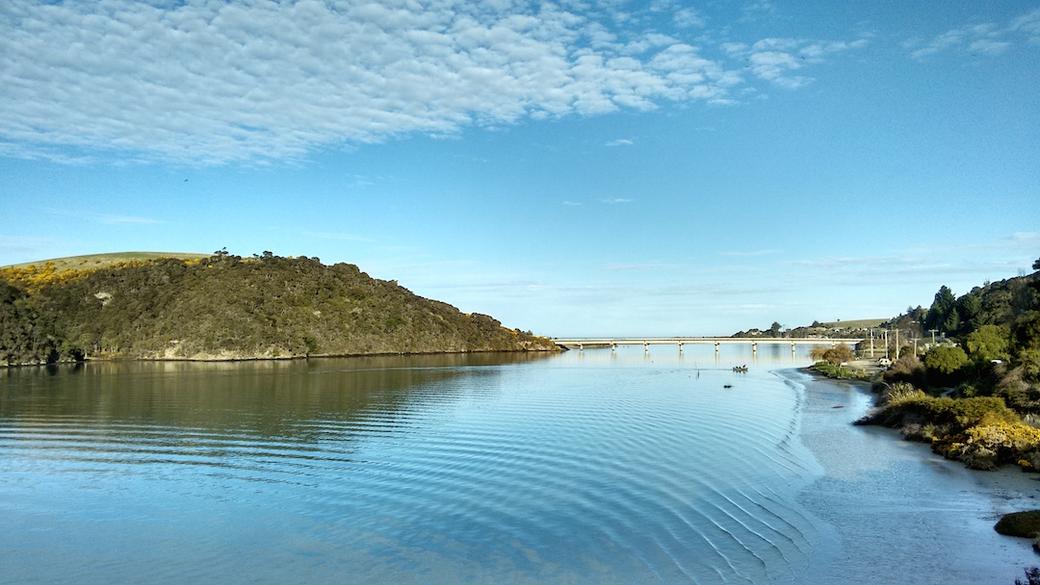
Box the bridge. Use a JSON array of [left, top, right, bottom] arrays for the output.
[[553, 337, 864, 353]]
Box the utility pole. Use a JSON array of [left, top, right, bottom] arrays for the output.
[[929, 329, 938, 346], [894, 329, 900, 360], [883, 329, 889, 359], [869, 328, 875, 358], [913, 338, 918, 357]]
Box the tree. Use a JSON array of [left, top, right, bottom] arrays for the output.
[[822, 344, 853, 365], [924, 345, 969, 375], [966, 324, 1011, 361], [942, 310, 961, 334], [957, 292, 982, 330], [925, 285, 956, 331], [769, 321, 782, 336], [1014, 311, 1040, 353]]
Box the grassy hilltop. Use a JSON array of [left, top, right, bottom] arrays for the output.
[[0, 251, 556, 365], [3, 251, 210, 270]]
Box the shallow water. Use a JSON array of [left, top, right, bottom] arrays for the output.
[[0, 346, 1036, 583]]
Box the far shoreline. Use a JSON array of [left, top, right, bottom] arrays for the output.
[[0, 346, 564, 370]]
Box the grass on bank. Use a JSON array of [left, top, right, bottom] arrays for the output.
[[821, 319, 887, 329], [2, 251, 209, 271], [810, 360, 873, 381]]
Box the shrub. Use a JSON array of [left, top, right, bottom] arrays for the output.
[[809, 346, 828, 361], [879, 382, 925, 405], [967, 324, 1012, 362], [812, 361, 872, 381], [924, 345, 970, 375], [821, 344, 853, 365], [958, 420, 1040, 470], [883, 354, 927, 387], [1019, 348, 1040, 381], [863, 394, 1016, 432], [996, 368, 1040, 413]]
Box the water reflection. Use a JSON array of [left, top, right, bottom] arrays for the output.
[[1, 347, 822, 584], [0, 353, 553, 439]]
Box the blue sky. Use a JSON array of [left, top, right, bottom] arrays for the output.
[[1, 0, 1038, 336]]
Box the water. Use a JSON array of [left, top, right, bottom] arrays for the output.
[[0, 345, 1036, 584]]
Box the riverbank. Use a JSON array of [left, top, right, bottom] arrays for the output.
[[0, 346, 562, 369], [783, 368, 1039, 584]]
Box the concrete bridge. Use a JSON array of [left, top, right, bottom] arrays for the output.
[[553, 337, 864, 353]]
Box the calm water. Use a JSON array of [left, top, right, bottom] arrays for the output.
[[1, 345, 1036, 584]]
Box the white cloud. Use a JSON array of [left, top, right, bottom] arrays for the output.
[[968, 38, 1011, 55], [0, 1, 874, 166], [723, 36, 869, 88], [741, 1, 777, 22], [1011, 8, 1040, 44], [0, 1, 745, 165], [647, 0, 704, 28], [604, 138, 634, 146], [1011, 231, 1040, 242], [909, 8, 1039, 60], [561, 200, 583, 206], [600, 197, 633, 204], [673, 8, 706, 29]]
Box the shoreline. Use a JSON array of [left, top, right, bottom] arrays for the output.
[[784, 367, 1039, 583], [0, 346, 563, 370]]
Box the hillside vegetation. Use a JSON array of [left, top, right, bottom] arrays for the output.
[[0, 251, 556, 365], [852, 260, 1040, 472]]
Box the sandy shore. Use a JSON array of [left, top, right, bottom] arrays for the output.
[[778, 368, 1040, 584]]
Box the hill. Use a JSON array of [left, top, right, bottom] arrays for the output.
[[878, 271, 1039, 344], [1, 252, 211, 291], [822, 319, 887, 329], [0, 251, 556, 365], [731, 318, 887, 339], [3, 251, 210, 270]]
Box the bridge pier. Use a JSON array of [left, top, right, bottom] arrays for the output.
[[578, 343, 583, 352], [752, 342, 758, 355], [678, 341, 684, 354], [610, 342, 616, 352], [643, 340, 649, 353]]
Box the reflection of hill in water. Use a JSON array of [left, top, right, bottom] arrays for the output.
[[0, 353, 554, 439]]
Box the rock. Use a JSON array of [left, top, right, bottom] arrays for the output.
[[995, 511, 1040, 538]]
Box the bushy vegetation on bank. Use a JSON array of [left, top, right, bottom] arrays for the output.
[[0, 251, 556, 365], [854, 259, 1040, 471]]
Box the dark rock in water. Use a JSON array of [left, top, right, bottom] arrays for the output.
[[723, 384, 733, 389], [994, 510, 1040, 539], [831, 405, 845, 409]]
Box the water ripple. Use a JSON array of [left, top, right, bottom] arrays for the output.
[[0, 351, 822, 584]]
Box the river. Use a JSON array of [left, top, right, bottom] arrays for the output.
[[1, 345, 1036, 584]]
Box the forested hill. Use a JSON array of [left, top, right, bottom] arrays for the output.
[[879, 268, 1039, 342], [0, 251, 556, 365]]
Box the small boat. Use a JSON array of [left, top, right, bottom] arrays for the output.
[[732, 365, 748, 373], [723, 384, 733, 389]]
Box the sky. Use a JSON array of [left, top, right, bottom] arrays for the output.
[[1, 0, 1038, 336]]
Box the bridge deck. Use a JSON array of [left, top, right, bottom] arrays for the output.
[[553, 337, 862, 348]]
